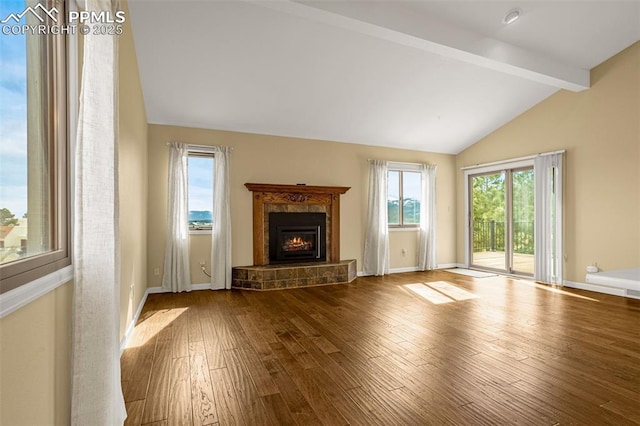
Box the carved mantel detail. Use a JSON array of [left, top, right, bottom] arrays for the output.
[[285, 193, 310, 203], [245, 183, 350, 265]]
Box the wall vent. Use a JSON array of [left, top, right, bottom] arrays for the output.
[[625, 289, 640, 299]]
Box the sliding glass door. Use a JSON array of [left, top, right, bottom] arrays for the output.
[[470, 171, 507, 271], [469, 167, 534, 275], [511, 169, 534, 274]]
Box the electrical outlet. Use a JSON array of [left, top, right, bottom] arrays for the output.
[[153, 267, 160, 276], [199, 261, 206, 266]]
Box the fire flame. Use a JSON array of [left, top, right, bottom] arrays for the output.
[[283, 236, 313, 251]]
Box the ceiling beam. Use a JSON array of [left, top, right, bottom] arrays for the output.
[[249, 0, 590, 92]]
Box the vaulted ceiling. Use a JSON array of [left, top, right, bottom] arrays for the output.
[[128, 1, 640, 154]]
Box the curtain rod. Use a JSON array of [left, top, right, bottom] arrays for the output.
[[165, 142, 233, 151], [460, 149, 565, 171], [367, 159, 435, 166]]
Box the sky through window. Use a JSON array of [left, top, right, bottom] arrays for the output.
[[0, 0, 28, 219]]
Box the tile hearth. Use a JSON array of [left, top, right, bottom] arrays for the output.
[[232, 260, 356, 291]]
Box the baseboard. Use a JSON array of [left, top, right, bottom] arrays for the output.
[[357, 264, 462, 277], [563, 279, 636, 299], [390, 263, 465, 272], [436, 263, 464, 269], [193, 283, 214, 290], [389, 266, 420, 274], [120, 288, 150, 354], [357, 267, 419, 276], [147, 283, 212, 294], [389, 263, 465, 272]]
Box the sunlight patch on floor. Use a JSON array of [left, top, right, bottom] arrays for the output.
[[428, 281, 479, 301], [518, 280, 599, 301], [126, 307, 188, 348], [404, 281, 479, 304]]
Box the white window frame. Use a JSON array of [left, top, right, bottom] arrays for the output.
[[187, 147, 215, 235], [0, 1, 78, 316], [463, 159, 533, 268], [388, 162, 422, 230]]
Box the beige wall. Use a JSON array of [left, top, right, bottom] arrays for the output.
[[456, 42, 640, 283], [0, 282, 73, 424], [147, 125, 457, 285], [389, 230, 420, 269], [118, 0, 148, 339]]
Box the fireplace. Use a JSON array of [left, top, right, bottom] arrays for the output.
[[233, 183, 356, 290], [244, 183, 350, 265], [269, 212, 326, 264]]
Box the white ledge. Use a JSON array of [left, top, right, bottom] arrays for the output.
[[0, 265, 74, 319]]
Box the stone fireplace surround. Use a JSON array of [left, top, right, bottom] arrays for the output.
[[232, 183, 356, 290]]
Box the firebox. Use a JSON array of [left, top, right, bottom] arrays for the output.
[[269, 212, 326, 264]]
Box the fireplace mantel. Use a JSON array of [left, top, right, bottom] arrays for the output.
[[245, 183, 350, 265]]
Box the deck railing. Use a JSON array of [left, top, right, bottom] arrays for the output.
[[473, 220, 534, 254]]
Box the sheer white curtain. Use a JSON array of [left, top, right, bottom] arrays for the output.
[[162, 142, 192, 293], [534, 152, 564, 284], [211, 146, 232, 290], [363, 160, 389, 276], [418, 164, 437, 271], [71, 0, 126, 423]]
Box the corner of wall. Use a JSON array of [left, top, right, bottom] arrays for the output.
[[118, 0, 149, 341]]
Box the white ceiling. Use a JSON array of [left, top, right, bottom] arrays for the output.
[[128, 1, 640, 154]]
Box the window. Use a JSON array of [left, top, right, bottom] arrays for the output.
[[188, 152, 214, 231], [388, 168, 422, 227], [0, 1, 71, 293]]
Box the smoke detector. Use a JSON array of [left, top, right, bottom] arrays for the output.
[[503, 8, 521, 25]]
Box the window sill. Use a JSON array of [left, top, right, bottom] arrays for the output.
[[0, 264, 73, 319], [189, 230, 212, 235], [389, 227, 420, 232]]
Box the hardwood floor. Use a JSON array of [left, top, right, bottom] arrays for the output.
[[121, 270, 640, 425]]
